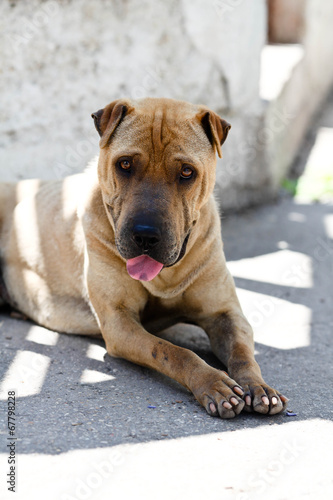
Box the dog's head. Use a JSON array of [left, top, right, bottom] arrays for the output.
[[91, 97, 230, 281]]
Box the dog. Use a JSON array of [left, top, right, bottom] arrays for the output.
[[0, 97, 288, 418]]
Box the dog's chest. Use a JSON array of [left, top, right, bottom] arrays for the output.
[[140, 295, 188, 333]]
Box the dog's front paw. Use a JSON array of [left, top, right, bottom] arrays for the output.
[[242, 381, 288, 415], [191, 369, 245, 418]]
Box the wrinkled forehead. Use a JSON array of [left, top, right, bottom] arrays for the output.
[[110, 103, 212, 162]]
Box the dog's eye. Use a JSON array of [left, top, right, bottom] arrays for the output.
[[118, 159, 132, 171], [180, 165, 194, 179]]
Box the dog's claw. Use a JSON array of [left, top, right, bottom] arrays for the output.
[[230, 397, 239, 406], [262, 396, 270, 405], [233, 386, 244, 396], [209, 402, 217, 413]]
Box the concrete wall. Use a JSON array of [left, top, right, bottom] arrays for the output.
[[0, 0, 268, 211], [266, 0, 333, 188]]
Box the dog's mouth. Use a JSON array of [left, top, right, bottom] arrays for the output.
[[126, 232, 191, 282], [166, 232, 190, 268]]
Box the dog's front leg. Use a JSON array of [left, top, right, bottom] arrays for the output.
[[200, 310, 288, 415], [91, 304, 246, 418], [86, 268, 245, 418], [195, 273, 289, 416]]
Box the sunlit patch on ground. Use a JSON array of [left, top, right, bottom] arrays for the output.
[[0, 350, 50, 399]]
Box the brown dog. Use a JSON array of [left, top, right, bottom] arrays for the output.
[[0, 98, 287, 418]]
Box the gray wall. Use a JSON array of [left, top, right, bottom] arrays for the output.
[[1, 0, 268, 211]]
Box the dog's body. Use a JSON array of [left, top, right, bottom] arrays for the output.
[[0, 98, 287, 418]]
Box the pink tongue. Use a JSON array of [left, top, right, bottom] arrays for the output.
[[126, 255, 164, 281]]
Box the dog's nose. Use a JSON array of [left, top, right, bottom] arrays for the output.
[[132, 224, 161, 251]]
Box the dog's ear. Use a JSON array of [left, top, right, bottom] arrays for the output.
[[91, 100, 133, 149], [197, 110, 231, 158]]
